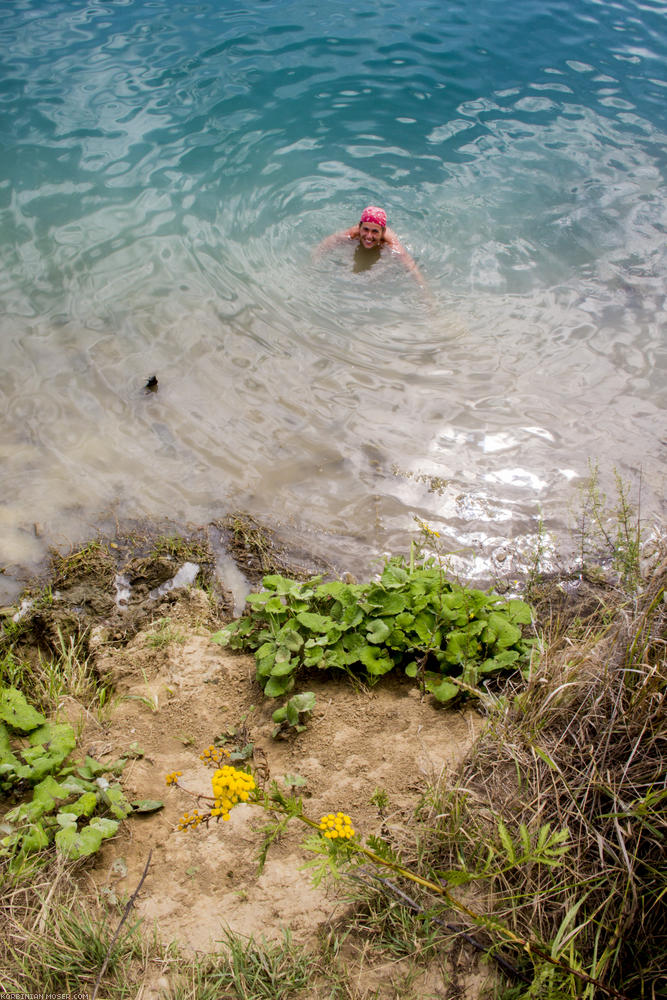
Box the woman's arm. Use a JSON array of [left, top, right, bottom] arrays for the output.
[[314, 226, 358, 256], [383, 228, 428, 290]]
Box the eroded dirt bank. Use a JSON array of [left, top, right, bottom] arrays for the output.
[[88, 585, 480, 964], [2, 523, 491, 998]]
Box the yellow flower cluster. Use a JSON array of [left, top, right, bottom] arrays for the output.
[[200, 744, 230, 765], [210, 765, 256, 821], [165, 770, 183, 786], [319, 812, 355, 840], [178, 809, 203, 831]]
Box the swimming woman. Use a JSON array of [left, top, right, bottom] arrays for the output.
[[316, 205, 427, 290]]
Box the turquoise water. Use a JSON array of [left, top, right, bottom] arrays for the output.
[[1, 0, 666, 595]]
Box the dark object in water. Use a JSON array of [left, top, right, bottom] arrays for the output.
[[145, 375, 158, 393]]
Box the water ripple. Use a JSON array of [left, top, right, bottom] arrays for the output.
[[0, 0, 665, 596]]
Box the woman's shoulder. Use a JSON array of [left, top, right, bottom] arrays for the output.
[[382, 226, 403, 250]]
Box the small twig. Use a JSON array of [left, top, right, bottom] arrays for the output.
[[91, 850, 152, 1000]]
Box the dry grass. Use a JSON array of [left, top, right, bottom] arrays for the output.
[[415, 553, 666, 997], [0, 856, 148, 995]]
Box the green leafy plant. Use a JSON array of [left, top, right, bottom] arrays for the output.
[[271, 692, 316, 738], [0, 686, 160, 866], [211, 556, 534, 705]]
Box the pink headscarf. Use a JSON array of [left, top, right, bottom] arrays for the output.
[[360, 205, 387, 228]]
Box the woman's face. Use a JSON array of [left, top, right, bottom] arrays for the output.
[[358, 221, 384, 248]]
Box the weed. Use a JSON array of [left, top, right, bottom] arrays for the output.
[[212, 556, 534, 707], [272, 691, 316, 738], [146, 618, 186, 649], [167, 929, 311, 1000], [576, 462, 644, 590], [0, 857, 145, 996], [150, 534, 209, 564], [370, 787, 389, 812], [0, 686, 156, 864], [49, 540, 115, 590], [414, 547, 667, 997]]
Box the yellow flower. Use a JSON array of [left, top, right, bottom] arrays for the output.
[[165, 771, 183, 786], [210, 765, 256, 819], [319, 811, 355, 840], [200, 744, 230, 764]]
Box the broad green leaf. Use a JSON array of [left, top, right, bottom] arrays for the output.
[[366, 619, 391, 644], [366, 590, 407, 615], [17, 724, 76, 782], [264, 675, 294, 698], [359, 645, 394, 676], [444, 630, 479, 664], [340, 604, 364, 628], [424, 674, 459, 704], [342, 631, 367, 655], [210, 627, 233, 647], [90, 816, 120, 840], [303, 646, 324, 666], [270, 657, 295, 677], [386, 629, 408, 650], [256, 653, 275, 679], [130, 800, 164, 814], [262, 574, 293, 592], [263, 596, 288, 614], [286, 701, 299, 727], [290, 692, 316, 713], [0, 722, 20, 769], [246, 591, 272, 606], [321, 643, 348, 669], [480, 650, 520, 673], [102, 786, 132, 820], [296, 611, 332, 633], [275, 627, 303, 652], [413, 611, 437, 644], [56, 824, 103, 859], [56, 812, 77, 828], [0, 688, 46, 732], [315, 581, 347, 600], [507, 599, 533, 625], [60, 791, 98, 818], [486, 613, 522, 650], [21, 822, 50, 854], [380, 563, 409, 588], [33, 775, 71, 811], [404, 662, 418, 678]]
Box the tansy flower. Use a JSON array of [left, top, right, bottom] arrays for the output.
[[165, 771, 182, 786], [319, 812, 355, 840], [200, 744, 230, 764], [210, 766, 256, 821], [178, 809, 203, 831]]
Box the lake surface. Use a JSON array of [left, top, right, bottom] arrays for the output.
[[1, 0, 666, 600]]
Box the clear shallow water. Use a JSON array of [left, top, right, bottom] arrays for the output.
[[1, 0, 666, 598]]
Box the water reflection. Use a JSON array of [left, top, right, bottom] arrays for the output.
[[0, 0, 665, 603]]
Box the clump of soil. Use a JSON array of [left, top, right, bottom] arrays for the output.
[[1, 528, 222, 657], [218, 511, 316, 584], [1, 514, 333, 664]]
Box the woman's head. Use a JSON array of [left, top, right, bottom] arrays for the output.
[[359, 206, 387, 248]]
